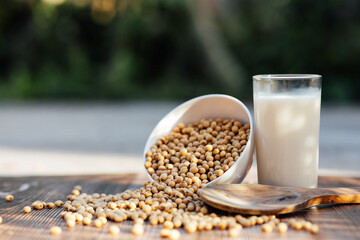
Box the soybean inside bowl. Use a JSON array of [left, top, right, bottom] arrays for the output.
[[143, 94, 254, 185]]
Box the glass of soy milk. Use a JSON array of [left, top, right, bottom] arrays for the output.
[[253, 74, 322, 188]]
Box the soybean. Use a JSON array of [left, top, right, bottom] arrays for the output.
[[50, 226, 62, 235], [5, 195, 14, 202]]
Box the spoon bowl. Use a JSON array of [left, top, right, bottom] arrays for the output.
[[199, 183, 360, 215], [143, 94, 255, 185]]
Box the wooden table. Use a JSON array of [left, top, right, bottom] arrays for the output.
[[0, 173, 359, 240]]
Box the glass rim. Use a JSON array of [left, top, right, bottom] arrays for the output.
[[253, 74, 321, 81]]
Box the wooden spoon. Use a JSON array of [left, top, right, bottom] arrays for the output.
[[198, 184, 360, 215]]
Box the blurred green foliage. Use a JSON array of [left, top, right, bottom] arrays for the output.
[[0, 0, 359, 101]]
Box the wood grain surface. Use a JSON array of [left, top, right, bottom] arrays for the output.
[[0, 174, 359, 240]]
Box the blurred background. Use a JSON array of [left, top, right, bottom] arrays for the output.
[[0, 0, 359, 176]]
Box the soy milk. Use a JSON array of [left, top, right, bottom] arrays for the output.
[[254, 91, 321, 188]]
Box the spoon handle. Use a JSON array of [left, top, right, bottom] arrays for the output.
[[306, 187, 360, 205]]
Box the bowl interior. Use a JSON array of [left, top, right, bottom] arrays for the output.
[[143, 94, 254, 182]]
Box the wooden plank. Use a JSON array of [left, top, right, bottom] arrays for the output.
[[0, 174, 359, 240]]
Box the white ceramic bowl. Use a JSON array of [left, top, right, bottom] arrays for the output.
[[143, 94, 254, 185]]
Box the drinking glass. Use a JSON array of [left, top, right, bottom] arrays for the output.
[[253, 74, 322, 188]]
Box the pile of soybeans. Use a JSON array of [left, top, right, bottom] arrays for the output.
[[1, 118, 319, 238]]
